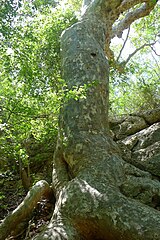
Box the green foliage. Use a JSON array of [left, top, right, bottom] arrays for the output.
[[110, 56, 160, 116], [109, 3, 160, 116], [0, 193, 5, 201], [0, 1, 77, 173]]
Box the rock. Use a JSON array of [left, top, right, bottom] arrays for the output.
[[109, 115, 148, 140], [132, 141, 160, 177], [118, 122, 160, 177], [138, 107, 160, 125]]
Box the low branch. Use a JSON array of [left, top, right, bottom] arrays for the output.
[[112, 1, 158, 38], [0, 180, 54, 240]]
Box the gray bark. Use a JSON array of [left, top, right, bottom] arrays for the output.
[[33, 0, 160, 239]]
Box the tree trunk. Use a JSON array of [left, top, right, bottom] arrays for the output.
[[33, 1, 160, 239]]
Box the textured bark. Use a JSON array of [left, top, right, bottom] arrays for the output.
[[0, 180, 53, 240], [33, 1, 160, 239]]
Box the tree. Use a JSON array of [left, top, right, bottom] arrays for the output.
[[0, 0, 160, 239], [33, 0, 160, 239]]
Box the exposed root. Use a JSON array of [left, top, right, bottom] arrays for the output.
[[0, 180, 54, 240]]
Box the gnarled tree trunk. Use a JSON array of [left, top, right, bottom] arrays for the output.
[[33, 0, 160, 239]]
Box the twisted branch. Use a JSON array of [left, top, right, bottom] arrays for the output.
[[112, 1, 158, 38]]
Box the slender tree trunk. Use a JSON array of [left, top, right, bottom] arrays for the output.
[[34, 1, 160, 239]]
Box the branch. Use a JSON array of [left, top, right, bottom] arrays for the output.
[[150, 45, 160, 57], [109, 41, 157, 73], [105, 0, 157, 62], [112, 1, 158, 38], [151, 52, 160, 76], [116, 26, 130, 62], [118, 0, 144, 13], [124, 41, 156, 64]]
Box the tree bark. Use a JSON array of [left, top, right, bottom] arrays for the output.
[[33, 0, 160, 239]]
